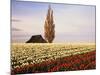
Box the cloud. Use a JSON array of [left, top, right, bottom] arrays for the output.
[[11, 19, 21, 22], [12, 27, 22, 31]]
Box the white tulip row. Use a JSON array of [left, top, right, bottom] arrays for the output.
[[11, 43, 96, 69]]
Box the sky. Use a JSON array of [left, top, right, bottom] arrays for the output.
[[11, 0, 96, 43]]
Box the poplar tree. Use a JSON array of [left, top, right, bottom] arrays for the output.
[[44, 5, 55, 43]]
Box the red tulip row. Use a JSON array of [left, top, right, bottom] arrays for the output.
[[48, 51, 96, 72], [11, 50, 96, 75]]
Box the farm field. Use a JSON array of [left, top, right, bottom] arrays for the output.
[[11, 43, 96, 74]]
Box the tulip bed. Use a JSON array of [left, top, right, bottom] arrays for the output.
[[11, 43, 96, 74]]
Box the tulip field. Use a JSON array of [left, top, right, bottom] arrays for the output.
[[11, 43, 96, 74]]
